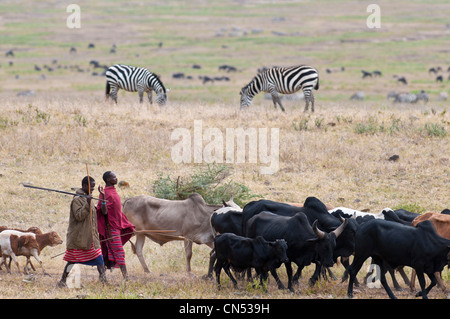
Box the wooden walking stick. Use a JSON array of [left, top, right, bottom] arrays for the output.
[[86, 163, 95, 244]]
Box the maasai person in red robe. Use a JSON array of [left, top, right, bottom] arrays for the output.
[[57, 176, 107, 288], [97, 171, 135, 280]]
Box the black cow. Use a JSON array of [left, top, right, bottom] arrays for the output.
[[242, 199, 300, 234], [213, 233, 288, 291], [245, 211, 347, 292], [205, 209, 244, 278], [211, 210, 244, 236], [333, 208, 413, 290], [243, 197, 357, 284], [393, 209, 420, 224], [347, 219, 450, 299]]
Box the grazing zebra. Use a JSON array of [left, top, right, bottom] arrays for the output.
[[239, 65, 319, 112], [105, 64, 168, 106]]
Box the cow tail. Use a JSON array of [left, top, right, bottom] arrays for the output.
[[130, 240, 136, 254], [210, 214, 217, 237]]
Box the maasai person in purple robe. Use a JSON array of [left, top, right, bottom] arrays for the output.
[[97, 171, 135, 280]]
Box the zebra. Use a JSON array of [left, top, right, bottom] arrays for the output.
[[105, 64, 168, 106], [239, 65, 319, 112]]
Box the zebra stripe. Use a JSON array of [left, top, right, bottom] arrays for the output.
[[240, 65, 319, 112], [105, 64, 167, 106]]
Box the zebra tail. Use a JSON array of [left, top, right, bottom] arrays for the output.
[[314, 77, 320, 90], [105, 81, 111, 99]]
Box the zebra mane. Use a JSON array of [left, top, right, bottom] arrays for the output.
[[151, 73, 166, 93], [242, 73, 262, 94]]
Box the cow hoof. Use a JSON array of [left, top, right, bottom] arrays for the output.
[[415, 291, 423, 297], [202, 274, 213, 281], [308, 279, 317, 287]]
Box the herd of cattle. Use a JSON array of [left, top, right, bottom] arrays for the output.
[[122, 194, 450, 299]]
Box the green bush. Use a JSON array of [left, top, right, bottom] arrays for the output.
[[153, 164, 261, 207], [392, 203, 426, 215]]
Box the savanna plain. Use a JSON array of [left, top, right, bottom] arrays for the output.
[[0, 0, 449, 300]]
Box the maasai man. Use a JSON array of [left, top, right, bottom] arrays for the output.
[[97, 171, 135, 280], [57, 176, 106, 288]]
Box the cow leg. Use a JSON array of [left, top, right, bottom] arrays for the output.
[[415, 271, 437, 299], [387, 265, 403, 291], [425, 273, 437, 296], [184, 239, 193, 272], [309, 263, 322, 287], [409, 268, 417, 292], [256, 270, 269, 293], [0, 256, 11, 274], [205, 249, 216, 280], [31, 252, 49, 276], [285, 262, 295, 292], [246, 268, 253, 282], [223, 263, 238, 288], [435, 271, 446, 292], [378, 263, 397, 299], [326, 267, 338, 281], [341, 257, 361, 287], [26, 257, 37, 272], [134, 234, 151, 273], [269, 267, 286, 290], [292, 266, 303, 284], [347, 255, 367, 298], [397, 266, 411, 286], [10, 253, 21, 274], [214, 259, 223, 289], [340, 257, 350, 281]]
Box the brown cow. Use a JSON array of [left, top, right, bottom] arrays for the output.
[[410, 212, 450, 293], [123, 193, 222, 273], [412, 213, 450, 238]]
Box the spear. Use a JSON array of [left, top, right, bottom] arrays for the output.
[[23, 184, 107, 202]]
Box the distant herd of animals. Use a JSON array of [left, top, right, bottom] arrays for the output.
[[5, 46, 449, 111]]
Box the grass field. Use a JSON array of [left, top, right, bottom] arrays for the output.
[[0, 0, 449, 300]]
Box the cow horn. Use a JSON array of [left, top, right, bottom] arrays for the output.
[[312, 220, 325, 239], [332, 217, 348, 238]]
